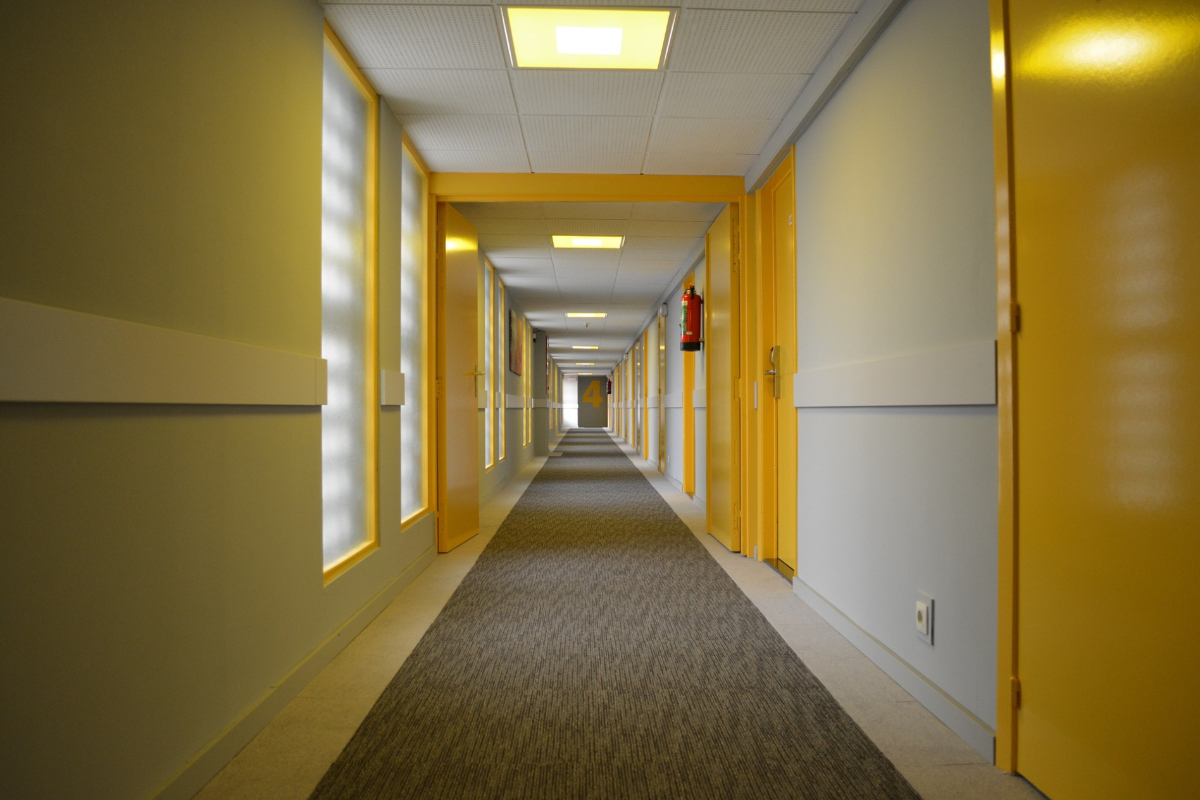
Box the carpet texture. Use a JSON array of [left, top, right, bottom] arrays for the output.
[[309, 430, 923, 799]]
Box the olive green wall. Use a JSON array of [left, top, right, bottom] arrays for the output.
[[0, 3, 434, 798]]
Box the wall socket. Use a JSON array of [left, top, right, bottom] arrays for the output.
[[915, 591, 934, 646]]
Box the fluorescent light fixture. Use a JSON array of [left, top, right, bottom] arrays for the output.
[[575, 362, 594, 366], [579, 372, 594, 375], [566, 312, 607, 318], [507, 8, 672, 70], [552, 235, 623, 249], [572, 345, 599, 350]]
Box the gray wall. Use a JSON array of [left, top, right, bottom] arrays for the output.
[[577, 377, 608, 428], [0, 3, 436, 798], [790, 0, 998, 738]]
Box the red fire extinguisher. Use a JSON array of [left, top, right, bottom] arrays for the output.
[[680, 286, 703, 351]]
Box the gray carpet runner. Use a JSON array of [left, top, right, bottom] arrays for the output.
[[309, 430, 922, 799]]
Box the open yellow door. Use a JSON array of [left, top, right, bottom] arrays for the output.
[[436, 203, 480, 552], [1002, 2, 1200, 796], [706, 205, 740, 551]]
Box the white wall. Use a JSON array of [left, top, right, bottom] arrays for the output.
[[692, 260, 707, 504], [663, 277, 687, 487], [790, 0, 998, 753]]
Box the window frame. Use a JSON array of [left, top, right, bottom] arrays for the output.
[[321, 22, 381, 584], [399, 137, 435, 531]]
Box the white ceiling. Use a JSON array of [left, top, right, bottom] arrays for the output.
[[454, 201, 724, 370], [322, 0, 865, 175]]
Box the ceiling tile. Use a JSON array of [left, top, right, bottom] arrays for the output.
[[624, 236, 700, 252], [544, 219, 629, 236], [485, 248, 554, 260], [473, 218, 551, 235], [658, 72, 810, 119], [420, 150, 531, 172], [668, 10, 854, 74], [684, 0, 864, 9], [511, 70, 664, 115], [529, 151, 646, 174], [325, 5, 506, 69], [624, 219, 711, 237], [370, 69, 516, 115], [643, 152, 757, 176], [521, 116, 653, 152], [617, 259, 682, 272], [480, 233, 552, 249], [631, 202, 727, 222], [454, 202, 546, 219], [400, 115, 525, 151], [553, 253, 623, 269], [542, 202, 634, 219], [649, 117, 780, 154]]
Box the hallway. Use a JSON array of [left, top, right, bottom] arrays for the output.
[[197, 432, 1038, 800], [3, 2, 1196, 798]]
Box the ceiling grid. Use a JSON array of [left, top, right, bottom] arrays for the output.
[[320, 0, 871, 368], [323, 0, 864, 176]]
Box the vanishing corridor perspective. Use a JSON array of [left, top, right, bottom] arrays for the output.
[[1, 1, 1197, 800]]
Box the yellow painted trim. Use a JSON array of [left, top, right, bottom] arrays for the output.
[[989, 0, 1018, 773], [682, 270, 696, 495], [323, 22, 380, 583], [430, 173, 744, 203]]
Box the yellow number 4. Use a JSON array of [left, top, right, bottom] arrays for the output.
[[582, 381, 604, 408]]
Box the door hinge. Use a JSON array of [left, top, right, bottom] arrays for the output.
[[1010, 676, 1022, 709], [1010, 302, 1022, 333]]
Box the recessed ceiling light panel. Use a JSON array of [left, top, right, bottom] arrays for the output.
[[552, 235, 624, 249], [572, 345, 599, 350], [566, 312, 608, 318], [505, 7, 674, 70]]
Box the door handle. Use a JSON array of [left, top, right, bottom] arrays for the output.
[[767, 346, 782, 399]]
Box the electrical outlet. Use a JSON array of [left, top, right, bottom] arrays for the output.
[[915, 591, 934, 646]]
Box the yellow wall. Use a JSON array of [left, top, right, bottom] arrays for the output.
[[0, 4, 435, 798]]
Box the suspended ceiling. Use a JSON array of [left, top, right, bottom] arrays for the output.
[[322, 0, 865, 175], [454, 201, 724, 370]]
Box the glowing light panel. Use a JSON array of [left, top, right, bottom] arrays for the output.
[[508, 8, 670, 70], [552, 235, 624, 249]]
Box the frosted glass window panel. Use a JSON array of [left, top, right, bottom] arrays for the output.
[[400, 146, 428, 520], [322, 44, 372, 569], [484, 262, 494, 467]]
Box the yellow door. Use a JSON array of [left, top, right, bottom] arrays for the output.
[[436, 203, 480, 552], [759, 153, 797, 576], [1006, 3, 1200, 798], [706, 205, 740, 552]]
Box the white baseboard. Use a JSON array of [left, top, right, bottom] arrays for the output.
[[793, 577, 996, 762], [151, 545, 437, 800]]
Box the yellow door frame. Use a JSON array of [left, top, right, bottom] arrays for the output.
[[753, 150, 797, 572], [989, 0, 1018, 772], [643, 328, 650, 460]]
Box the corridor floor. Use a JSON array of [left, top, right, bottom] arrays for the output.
[[196, 431, 1043, 800]]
